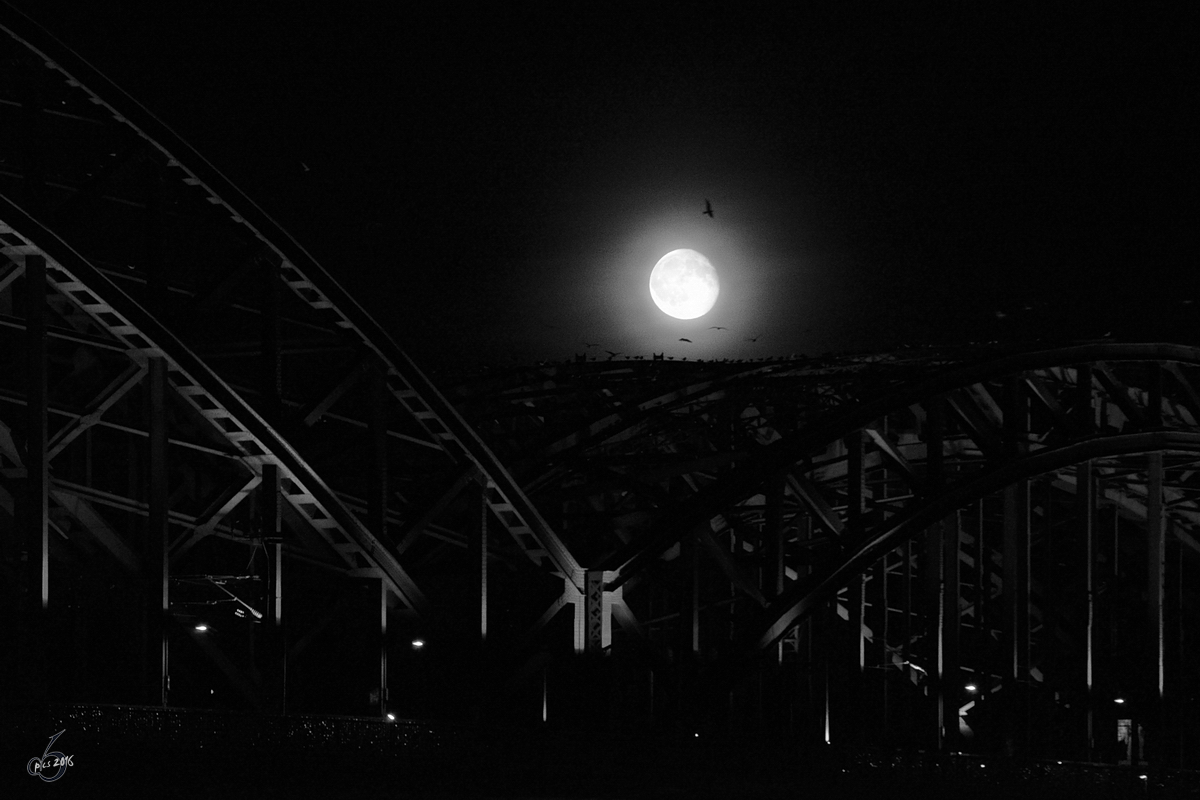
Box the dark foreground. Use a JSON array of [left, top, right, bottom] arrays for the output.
[[3, 705, 1198, 799]]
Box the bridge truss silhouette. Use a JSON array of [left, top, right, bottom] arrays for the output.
[[3, 6, 1199, 771]]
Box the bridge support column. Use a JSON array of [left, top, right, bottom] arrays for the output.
[[845, 430, 867, 746], [1147, 450, 1165, 763], [876, 550, 890, 745], [1002, 478, 1031, 756], [571, 570, 614, 654], [942, 511, 962, 752], [145, 356, 169, 707], [1079, 459, 1096, 760], [1002, 377, 1031, 756], [261, 463, 286, 714], [377, 580, 389, 718], [18, 254, 48, 700]]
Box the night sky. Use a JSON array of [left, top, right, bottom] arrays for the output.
[[11, 2, 1195, 372]]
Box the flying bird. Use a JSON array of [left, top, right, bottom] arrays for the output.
[[745, 334, 763, 342], [703, 199, 714, 218], [604, 350, 622, 358], [582, 342, 600, 348], [708, 326, 729, 331], [679, 338, 692, 343]]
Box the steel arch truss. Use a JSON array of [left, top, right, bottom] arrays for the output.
[[1, 8, 580, 716], [446, 345, 1200, 758]]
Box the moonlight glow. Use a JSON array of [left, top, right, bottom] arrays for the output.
[[649, 249, 719, 319]]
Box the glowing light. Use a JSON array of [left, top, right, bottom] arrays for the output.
[[965, 683, 978, 693], [649, 249, 719, 320], [1114, 697, 1126, 704], [411, 638, 425, 650], [386, 713, 395, 722], [194, 624, 208, 632]]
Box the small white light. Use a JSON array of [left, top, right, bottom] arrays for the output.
[[1114, 697, 1126, 704], [411, 638, 425, 650], [694, 733, 699, 738], [1139, 774, 1148, 781], [195, 624, 208, 632], [964, 683, 978, 693], [386, 713, 395, 722]]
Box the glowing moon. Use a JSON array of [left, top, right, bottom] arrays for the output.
[[649, 249, 719, 319]]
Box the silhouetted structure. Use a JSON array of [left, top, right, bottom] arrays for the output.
[[4, 9, 1200, 789]]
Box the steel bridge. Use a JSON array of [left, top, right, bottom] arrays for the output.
[[3, 7, 1200, 772]]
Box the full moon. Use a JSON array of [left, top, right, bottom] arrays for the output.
[[648, 249, 719, 319]]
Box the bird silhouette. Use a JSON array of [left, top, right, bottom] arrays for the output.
[[604, 350, 622, 358], [679, 338, 692, 343], [745, 334, 763, 342], [703, 199, 714, 218], [582, 342, 600, 348], [708, 326, 729, 331]]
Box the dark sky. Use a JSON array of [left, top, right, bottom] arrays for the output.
[[12, 2, 1196, 371]]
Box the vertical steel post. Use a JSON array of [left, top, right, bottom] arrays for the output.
[[1172, 526, 1184, 768], [378, 580, 389, 717], [1078, 460, 1095, 760], [367, 366, 389, 718], [944, 511, 962, 751], [765, 475, 785, 666], [876, 551, 890, 744], [147, 356, 169, 706], [845, 430, 866, 744], [585, 570, 605, 653], [902, 538, 913, 672], [1003, 376, 1031, 755], [1002, 480, 1031, 755], [1147, 450, 1165, 760], [924, 397, 947, 749], [25, 255, 48, 609], [263, 462, 285, 713], [18, 254, 49, 701], [681, 529, 700, 655]]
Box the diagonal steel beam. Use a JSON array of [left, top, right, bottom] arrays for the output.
[[786, 474, 844, 536], [945, 387, 1005, 459], [169, 473, 262, 564], [864, 425, 918, 487], [300, 359, 367, 427], [1, 201, 431, 613], [394, 463, 481, 556], [749, 429, 1200, 656], [49, 488, 142, 573], [0, 19, 585, 591], [700, 518, 768, 607], [46, 360, 146, 460], [0, 259, 22, 294]]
